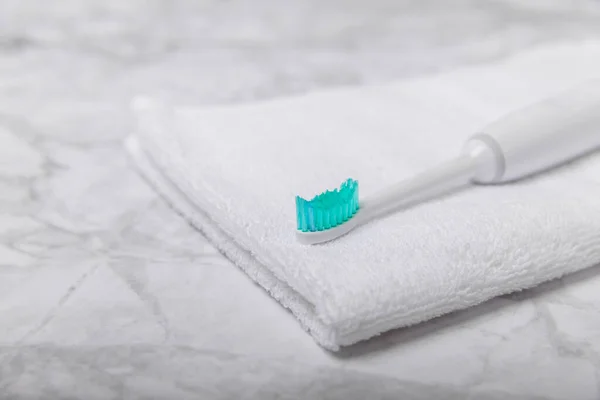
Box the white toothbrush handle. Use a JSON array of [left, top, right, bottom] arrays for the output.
[[362, 80, 600, 219], [468, 79, 600, 183]]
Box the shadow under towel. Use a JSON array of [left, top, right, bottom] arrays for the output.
[[126, 40, 600, 351]]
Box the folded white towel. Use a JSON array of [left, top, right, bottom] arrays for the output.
[[126, 41, 600, 351]]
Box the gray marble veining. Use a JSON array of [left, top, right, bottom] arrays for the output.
[[2, 1, 600, 399]]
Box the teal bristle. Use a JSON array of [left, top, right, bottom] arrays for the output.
[[295, 178, 360, 233]]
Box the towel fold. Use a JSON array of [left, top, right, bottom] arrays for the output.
[[126, 41, 600, 351]]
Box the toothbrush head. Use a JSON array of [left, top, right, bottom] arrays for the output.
[[295, 178, 361, 245]]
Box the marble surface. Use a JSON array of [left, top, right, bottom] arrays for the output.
[[2, 1, 600, 399]]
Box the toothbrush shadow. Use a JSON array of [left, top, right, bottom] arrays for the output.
[[483, 146, 598, 185], [334, 262, 600, 359], [366, 185, 465, 223], [367, 147, 598, 222]]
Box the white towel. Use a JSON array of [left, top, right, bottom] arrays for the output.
[[126, 41, 600, 351]]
